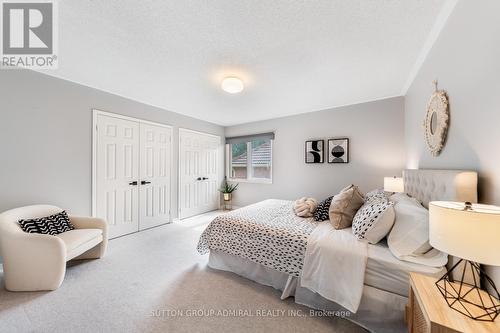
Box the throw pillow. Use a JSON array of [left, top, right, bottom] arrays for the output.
[[18, 218, 39, 233], [352, 198, 395, 244], [329, 185, 365, 229], [19, 210, 75, 235], [313, 196, 334, 221], [293, 197, 318, 218], [19, 216, 58, 235], [365, 189, 389, 204], [52, 210, 75, 233]]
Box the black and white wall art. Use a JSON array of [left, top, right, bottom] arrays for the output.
[[305, 140, 324, 163], [328, 138, 349, 163]]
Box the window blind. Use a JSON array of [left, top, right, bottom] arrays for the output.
[[225, 132, 275, 145]]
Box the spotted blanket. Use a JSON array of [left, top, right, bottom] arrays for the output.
[[197, 199, 318, 277]]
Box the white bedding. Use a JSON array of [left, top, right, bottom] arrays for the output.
[[299, 222, 447, 312], [365, 242, 446, 296], [199, 198, 447, 314], [203, 168, 477, 332], [301, 223, 368, 313]]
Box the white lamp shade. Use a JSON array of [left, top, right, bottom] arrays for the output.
[[429, 201, 500, 266], [384, 177, 404, 193]]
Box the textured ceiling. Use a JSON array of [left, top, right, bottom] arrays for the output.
[[40, 0, 448, 126]]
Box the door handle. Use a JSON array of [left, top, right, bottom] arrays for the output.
[[141, 180, 151, 185], [129, 181, 138, 186], [202, 177, 208, 180], [196, 177, 202, 181]]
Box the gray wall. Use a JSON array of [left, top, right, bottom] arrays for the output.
[[0, 70, 224, 219], [404, 0, 500, 287], [225, 97, 406, 207]]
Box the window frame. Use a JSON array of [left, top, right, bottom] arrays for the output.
[[226, 139, 273, 184]]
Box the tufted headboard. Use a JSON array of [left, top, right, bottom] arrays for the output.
[[403, 169, 478, 208], [403, 169, 478, 282]]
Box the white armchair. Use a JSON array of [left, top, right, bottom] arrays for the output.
[[0, 205, 108, 291]]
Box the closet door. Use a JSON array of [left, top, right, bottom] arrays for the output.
[[179, 129, 220, 219], [139, 123, 172, 230], [199, 137, 220, 213], [95, 114, 140, 238]]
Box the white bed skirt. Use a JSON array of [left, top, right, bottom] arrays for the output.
[[208, 250, 408, 333]]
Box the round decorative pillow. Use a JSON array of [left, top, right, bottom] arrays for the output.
[[293, 197, 318, 218]]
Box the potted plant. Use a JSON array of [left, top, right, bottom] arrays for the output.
[[219, 180, 238, 209]]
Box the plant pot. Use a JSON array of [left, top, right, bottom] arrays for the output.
[[223, 193, 232, 201]]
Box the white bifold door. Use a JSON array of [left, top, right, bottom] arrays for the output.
[[94, 111, 172, 238], [179, 129, 220, 219]]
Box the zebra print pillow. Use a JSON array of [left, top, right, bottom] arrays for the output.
[[19, 211, 75, 235], [313, 196, 334, 221]]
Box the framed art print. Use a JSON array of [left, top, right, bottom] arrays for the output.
[[305, 140, 324, 163], [328, 138, 349, 163]]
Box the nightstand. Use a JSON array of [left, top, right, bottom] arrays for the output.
[[407, 272, 500, 333]]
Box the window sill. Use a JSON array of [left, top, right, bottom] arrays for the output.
[[227, 178, 273, 185]]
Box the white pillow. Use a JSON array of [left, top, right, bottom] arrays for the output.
[[388, 196, 433, 259], [352, 199, 395, 244], [396, 248, 449, 268], [365, 189, 389, 204], [389, 192, 421, 206]]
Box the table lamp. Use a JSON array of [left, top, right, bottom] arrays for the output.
[[384, 176, 404, 193], [429, 201, 500, 321]]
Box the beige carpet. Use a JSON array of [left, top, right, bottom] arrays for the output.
[[0, 211, 366, 333]]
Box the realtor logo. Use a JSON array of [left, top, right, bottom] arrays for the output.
[[1, 0, 58, 69]]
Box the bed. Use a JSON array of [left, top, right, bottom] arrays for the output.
[[198, 169, 478, 333]]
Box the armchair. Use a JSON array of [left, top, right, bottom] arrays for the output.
[[0, 205, 108, 291]]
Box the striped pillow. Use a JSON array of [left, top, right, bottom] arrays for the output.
[[19, 211, 75, 235]]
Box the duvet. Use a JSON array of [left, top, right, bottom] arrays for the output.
[[197, 199, 317, 277]]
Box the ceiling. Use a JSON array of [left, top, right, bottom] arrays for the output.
[[40, 0, 449, 126]]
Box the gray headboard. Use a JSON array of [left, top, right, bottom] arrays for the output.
[[403, 169, 478, 281], [403, 169, 478, 208]]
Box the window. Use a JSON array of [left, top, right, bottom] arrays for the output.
[[226, 133, 273, 183], [230, 142, 248, 180]]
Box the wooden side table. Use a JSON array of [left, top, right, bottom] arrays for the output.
[[407, 272, 500, 333]]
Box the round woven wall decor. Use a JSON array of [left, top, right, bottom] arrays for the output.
[[424, 81, 449, 156]]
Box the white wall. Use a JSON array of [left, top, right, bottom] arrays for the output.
[[225, 97, 406, 207], [404, 0, 500, 289], [0, 70, 225, 219]]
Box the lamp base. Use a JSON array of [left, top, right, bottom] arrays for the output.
[[436, 259, 500, 321]]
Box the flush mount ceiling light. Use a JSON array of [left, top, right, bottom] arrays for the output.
[[221, 77, 244, 94]]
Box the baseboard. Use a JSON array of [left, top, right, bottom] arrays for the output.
[[222, 205, 241, 210], [174, 208, 240, 223]]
